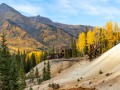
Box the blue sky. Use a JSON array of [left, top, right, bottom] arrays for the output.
[[0, 0, 120, 26]]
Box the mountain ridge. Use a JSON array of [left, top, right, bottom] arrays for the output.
[[0, 3, 93, 51], [0, 3, 21, 15], [0, 19, 46, 52], [30, 15, 93, 37]]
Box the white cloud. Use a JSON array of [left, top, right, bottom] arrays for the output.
[[1, 0, 118, 18], [13, 4, 43, 16], [0, 0, 44, 16], [55, 0, 120, 20], [0, 0, 120, 24]]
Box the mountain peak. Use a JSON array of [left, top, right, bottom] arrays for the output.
[[0, 3, 21, 14], [0, 3, 12, 10], [0, 3, 8, 6], [37, 15, 41, 17], [30, 15, 53, 24]]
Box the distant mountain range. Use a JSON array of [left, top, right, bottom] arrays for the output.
[[30, 15, 93, 37], [0, 3, 93, 52]]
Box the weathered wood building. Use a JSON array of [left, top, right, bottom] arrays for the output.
[[48, 46, 72, 59], [89, 44, 102, 60]]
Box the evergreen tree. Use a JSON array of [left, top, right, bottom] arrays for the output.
[[0, 31, 10, 90], [29, 57, 33, 70], [29, 69, 34, 83], [31, 53, 36, 68], [71, 38, 77, 57], [0, 31, 10, 57], [41, 51, 48, 61], [14, 49, 26, 90], [42, 66, 46, 81], [35, 67, 39, 81], [46, 60, 51, 80], [8, 55, 19, 90], [16, 49, 21, 64], [42, 60, 51, 81], [26, 57, 30, 73], [18, 59, 26, 90], [22, 50, 27, 73]]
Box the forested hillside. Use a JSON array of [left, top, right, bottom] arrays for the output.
[[0, 2, 119, 90]]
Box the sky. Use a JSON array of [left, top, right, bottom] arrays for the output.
[[0, 0, 120, 26]]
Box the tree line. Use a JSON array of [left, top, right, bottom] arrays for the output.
[[0, 30, 50, 90], [76, 21, 120, 57], [0, 31, 26, 90]]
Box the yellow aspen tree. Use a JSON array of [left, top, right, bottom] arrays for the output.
[[106, 21, 113, 49], [94, 26, 100, 45], [26, 51, 44, 64], [76, 21, 120, 56], [114, 22, 119, 44], [114, 22, 118, 32], [101, 26, 108, 52], [76, 32, 85, 54], [87, 30, 95, 52]]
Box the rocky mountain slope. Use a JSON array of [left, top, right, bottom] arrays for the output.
[[25, 43, 120, 90], [0, 19, 45, 52], [0, 3, 92, 51], [30, 15, 93, 37]]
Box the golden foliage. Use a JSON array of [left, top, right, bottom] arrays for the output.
[[77, 21, 120, 54], [26, 51, 44, 64], [76, 32, 85, 52], [87, 30, 95, 45]]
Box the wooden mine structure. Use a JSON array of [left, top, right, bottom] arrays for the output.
[[89, 44, 102, 60], [48, 46, 72, 59]]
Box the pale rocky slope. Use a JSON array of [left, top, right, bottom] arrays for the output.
[[26, 43, 120, 90]]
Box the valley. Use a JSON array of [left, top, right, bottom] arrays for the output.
[[0, 2, 119, 90]]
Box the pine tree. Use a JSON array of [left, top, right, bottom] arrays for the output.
[[8, 55, 19, 90], [22, 50, 27, 73], [29, 57, 33, 70], [18, 59, 26, 90], [42, 60, 51, 81], [29, 69, 34, 83], [0, 31, 10, 57], [35, 67, 39, 82], [42, 66, 46, 81], [43, 51, 48, 61], [46, 60, 51, 80], [14, 49, 26, 90], [71, 38, 77, 57], [0, 30, 10, 90], [31, 53, 36, 68], [26, 57, 30, 73]]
